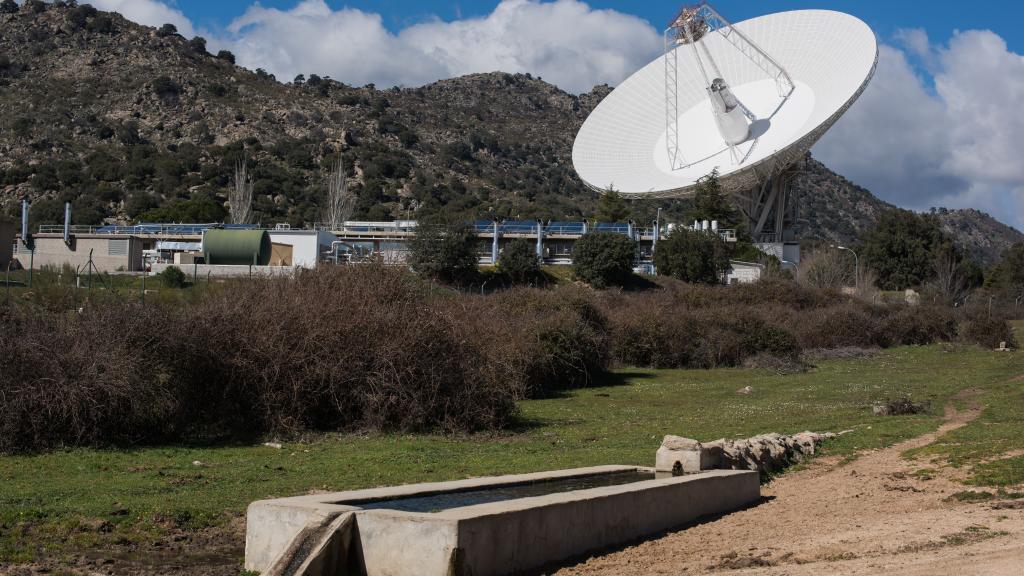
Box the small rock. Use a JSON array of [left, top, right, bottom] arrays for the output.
[[263, 442, 283, 449], [736, 386, 753, 395], [191, 460, 207, 467]]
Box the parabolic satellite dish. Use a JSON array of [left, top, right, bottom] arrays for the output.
[[572, 5, 878, 200]]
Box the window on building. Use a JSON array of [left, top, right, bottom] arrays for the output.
[[108, 239, 129, 256]]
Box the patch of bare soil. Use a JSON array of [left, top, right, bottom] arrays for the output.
[[0, 517, 245, 576], [554, 388, 1024, 576]]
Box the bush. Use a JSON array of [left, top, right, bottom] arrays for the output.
[[187, 36, 208, 54], [498, 238, 540, 284], [0, 304, 182, 451], [958, 310, 1017, 349], [573, 231, 634, 288], [216, 50, 235, 64], [654, 228, 730, 284], [0, 266, 529, 451], [158, 265, 187, 288], [152, 75, 181, 103], [463, 288, 610, 397], [156, 23, 178, 37], [408, 214, 478, 285], [0, 0, 18, 15]]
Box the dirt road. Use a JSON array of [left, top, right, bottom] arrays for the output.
[[555, 393, 1024, 576]]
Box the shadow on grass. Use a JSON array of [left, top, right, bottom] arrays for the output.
[[528, 370, 652, 401], [519, 495, 776, 576]]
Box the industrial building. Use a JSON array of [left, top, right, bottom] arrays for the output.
[[12, 201, 777, 283]]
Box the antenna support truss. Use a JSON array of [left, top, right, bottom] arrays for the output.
[[664, 2, 796, 171]]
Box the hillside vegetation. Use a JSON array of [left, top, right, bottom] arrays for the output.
[[0, 2, 1020, 264]]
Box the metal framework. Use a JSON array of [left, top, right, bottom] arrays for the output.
[[663, 2, 795, 171]]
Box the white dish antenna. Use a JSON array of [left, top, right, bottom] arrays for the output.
[[572, 5, 878, 199]]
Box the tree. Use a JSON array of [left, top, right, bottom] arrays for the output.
[[573, 231, 634, 288], [987, 242, 1024, 297], [0, 0, 18, 14], [408, 214, 478, 285], [860, 209, 945, 290], [932, 242, 981, 303], [654, 228, 730, 284], [596, 188, 630, 222], [187, 36, 207, 54], [137, 195, 226, 223], [322, 154, 355, 230], [499, 238, 540, 284], [156, 23, 178, 37], [216, 50, 235, 64], [685, 170, 741, 231], [229, 160, 254, 224]]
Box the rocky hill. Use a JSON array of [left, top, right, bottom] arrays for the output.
[[1, 3, 1020, 264]]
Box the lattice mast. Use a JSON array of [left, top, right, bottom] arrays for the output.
[[664, 2, 795, 171]]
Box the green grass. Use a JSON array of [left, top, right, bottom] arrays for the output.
[[1, 343, 1022, 564], [903, 325, 1024, 486]]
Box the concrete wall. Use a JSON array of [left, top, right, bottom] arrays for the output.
[[17, 234, 141, 273], [245, 466, 760, 576], [726, 263, 763, 285], [451, 470, 759, 576], [150, 263, 298, 278]]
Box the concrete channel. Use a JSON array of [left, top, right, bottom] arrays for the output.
[[246, 464, 760, 576]]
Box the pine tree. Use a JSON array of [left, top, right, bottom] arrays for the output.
[[596, 188, 630, 222], [685, 170, 739, 229]]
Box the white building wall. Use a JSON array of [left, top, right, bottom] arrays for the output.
[[726, 262, 763, 284], [266, 230, 336, 268]]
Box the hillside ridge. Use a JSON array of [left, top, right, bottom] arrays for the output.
[[0, 3, 1019, 264]]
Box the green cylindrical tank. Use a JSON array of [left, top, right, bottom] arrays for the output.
[[203, 229, 271, 265]]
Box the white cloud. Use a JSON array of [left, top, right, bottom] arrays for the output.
[[89, 0, 195, 38], [814, 30, 1024, 231], [223, 1, 446, 87], [398, 0, 661, 93], [219, 0, 660, 93]]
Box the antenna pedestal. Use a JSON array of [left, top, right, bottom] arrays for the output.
[[734, 166, 800, 263]]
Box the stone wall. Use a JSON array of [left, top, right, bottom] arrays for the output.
[[656, 431, 838, 477]]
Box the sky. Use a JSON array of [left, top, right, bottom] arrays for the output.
[[82, 1, 1024, 232]]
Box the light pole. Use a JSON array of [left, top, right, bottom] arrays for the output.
[[831, 244, 859, 291]]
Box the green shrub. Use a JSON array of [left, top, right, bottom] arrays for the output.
[[152, 75, 181, 103], [573, 231, 634, 288], [654, 227, 730, 284], [156, 23, 177, 37], [498, 238, 540, 284], [158, 266, 187, 288], [216, 50, 235, 64], [187, 36, 207, 54]]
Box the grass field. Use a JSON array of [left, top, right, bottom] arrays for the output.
[[2, 341, 1023, 566]]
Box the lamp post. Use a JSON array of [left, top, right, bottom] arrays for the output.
[[831, 244, 859, 291]]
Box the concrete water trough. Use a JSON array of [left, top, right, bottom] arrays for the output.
[[246, 464, 760, 576]]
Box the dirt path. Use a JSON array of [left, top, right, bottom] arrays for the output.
[[554, 390, 1024, 576]]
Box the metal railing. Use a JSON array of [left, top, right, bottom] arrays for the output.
[[37, 223, 255, 236]]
